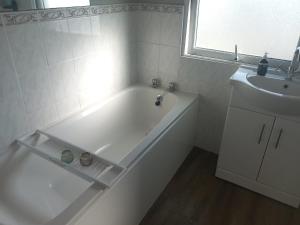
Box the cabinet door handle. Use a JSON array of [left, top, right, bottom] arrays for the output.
[[275, 128, 283, 149], [257, 124, 266, 144]]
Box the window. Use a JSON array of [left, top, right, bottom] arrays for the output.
[[43, 0, 90, 9], [185, 0, 300, 68]]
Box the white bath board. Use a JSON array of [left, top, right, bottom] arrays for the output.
[[17, 130, 126, 188]]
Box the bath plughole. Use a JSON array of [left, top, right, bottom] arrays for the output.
[[155, 94, 163, 106], [1, 0, 300, 225]]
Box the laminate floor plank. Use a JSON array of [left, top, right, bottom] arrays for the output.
[[139, 148, 300, 225]]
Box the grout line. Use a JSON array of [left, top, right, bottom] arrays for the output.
[[36, 14, 62, 124], [156, 11, 162, 83], [65, 8, 84, 110]]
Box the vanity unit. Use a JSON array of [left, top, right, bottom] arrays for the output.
[[216, 67, 300, 207]]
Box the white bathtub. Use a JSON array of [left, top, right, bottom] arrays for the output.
[[46, 85, 193, 167], [0, 85, 199, 225]]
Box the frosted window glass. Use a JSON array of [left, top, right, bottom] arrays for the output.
[[43, 0, 90, 8], [196, 0, 300, 60]]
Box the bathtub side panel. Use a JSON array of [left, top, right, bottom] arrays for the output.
[[70, 100, 199, 225]]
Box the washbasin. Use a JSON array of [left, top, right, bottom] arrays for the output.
[[230, 68, 300, 116]]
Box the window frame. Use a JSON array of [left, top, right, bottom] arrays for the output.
[[182, 0, 291, 71]]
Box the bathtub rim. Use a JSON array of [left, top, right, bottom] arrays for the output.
[[44, 84, 197, 167]]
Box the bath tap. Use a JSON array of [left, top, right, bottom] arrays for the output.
[[168, 82, 176, 92], [152, 78, 160, 88], [287, 47, 300, 80]]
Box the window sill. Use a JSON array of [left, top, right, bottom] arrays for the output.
[[181, 52, 241, 66], [181, 52, 290, 76]]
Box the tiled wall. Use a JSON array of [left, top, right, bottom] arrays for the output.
[[135, 4, 239, 153], [0, 5, 137, 153], [0, 2, 238, 155], [135, 5, 183, 87]]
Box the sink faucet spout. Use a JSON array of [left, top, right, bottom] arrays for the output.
[[287, 47, 300, 80]]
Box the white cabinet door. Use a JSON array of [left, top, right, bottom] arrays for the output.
[[258, 118, 300, 197], [217, 107, 275, 180]]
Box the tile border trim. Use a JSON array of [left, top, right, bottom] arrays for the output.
[[0, 3, 183, 25], [2, 11, 39, 25]]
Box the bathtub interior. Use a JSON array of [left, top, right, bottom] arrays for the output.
[[45, 86, 177, 164], [0, 148, 91, 225]]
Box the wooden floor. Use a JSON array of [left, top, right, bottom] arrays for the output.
[[139, 148, 300, 225]]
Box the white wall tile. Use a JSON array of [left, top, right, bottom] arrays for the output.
[[160, 13, 182, 47], [100, 12, 134, 49], [6, 23, 48, 78], [74, 53, 118, 107], [137, 42, 159, 75], [178, 58, 214, 82], [19, 67, 56, 113], [67, 16, 93, 57], [40, 19, 73, 66], [158, 45, 180, 86], [128, 12, 138, 44], [138, 69, 155, 86], [90, 15, 103, 52], [114, 12, 134, 44], [137, 11, 161, 44], [100, 13, 115, 48], [177, 77, 210, 96], [0, 95, 29, 148], [129, 43, 138, 84], [0, 27, 19, 100], [0, 27, 30, 150], [49, 61, 79, 102], [74, 54, 103, 92]]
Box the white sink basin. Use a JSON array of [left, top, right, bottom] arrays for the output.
[[230, 69, 300, 116]]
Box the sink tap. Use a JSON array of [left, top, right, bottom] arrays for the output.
[[287, 47, 300, 80], [234, 44, 239, 62]]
